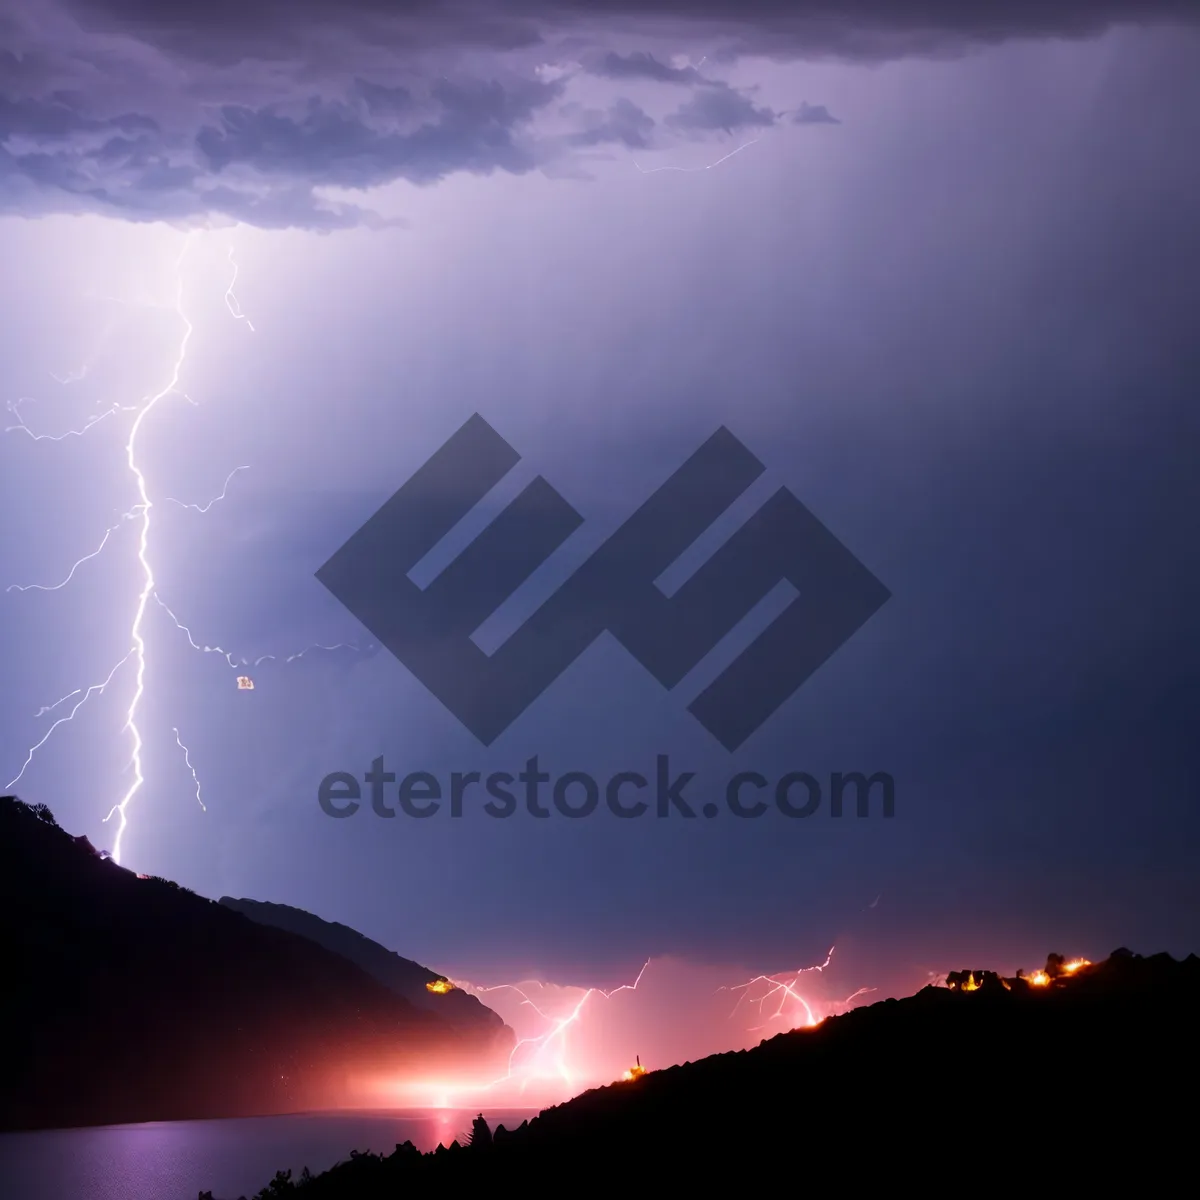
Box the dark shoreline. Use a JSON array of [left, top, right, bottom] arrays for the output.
[[0, 796, 509, 1134], [221, 947, 1199, 1195]]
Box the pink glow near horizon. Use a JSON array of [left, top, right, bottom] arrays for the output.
[[377, 948, 879, 1110]]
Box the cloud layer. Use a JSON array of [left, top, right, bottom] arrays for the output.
[[0, 0, 1195, 228]]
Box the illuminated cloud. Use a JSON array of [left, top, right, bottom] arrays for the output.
[[0, 0, 1194, 228]]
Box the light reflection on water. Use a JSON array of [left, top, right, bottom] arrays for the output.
[[0, 1109, 536, 1200]]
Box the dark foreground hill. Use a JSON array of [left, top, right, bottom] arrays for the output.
[[218, 897, 511, 1056], [223, 947, 1199, 1195], [0, 797, 506, 1132]]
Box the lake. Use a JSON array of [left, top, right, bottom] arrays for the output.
[[0, 1109, 538, 1200]]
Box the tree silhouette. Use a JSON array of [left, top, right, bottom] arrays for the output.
[[253, 1167, 295, 1197], [468, 1113, 493, 1149]]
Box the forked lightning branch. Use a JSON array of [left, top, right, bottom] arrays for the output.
[[3, 233, 364, 864]]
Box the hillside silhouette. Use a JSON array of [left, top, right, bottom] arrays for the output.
[[0, 796, 507, 1131], [221, 946, 1198, 1194], [218, 897, 511, 1056]]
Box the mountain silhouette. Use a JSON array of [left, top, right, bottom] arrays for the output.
[[218, 897, 512, 1055], [0, 796, 508, 1131], [224, 946, 1199, 1193]]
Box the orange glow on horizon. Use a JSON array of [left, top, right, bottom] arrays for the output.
[[373, 952, 877, 1112], [942, 954, 1093, 992], [310, 952, 1106, 1121]]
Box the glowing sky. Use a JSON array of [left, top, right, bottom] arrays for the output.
[[1, 2, 1198, 1005]]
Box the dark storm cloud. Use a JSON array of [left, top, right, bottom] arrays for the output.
[[196, 77, 565, 188], [591, 52, 705, 86], [51, 0, 1200, 62], [665, 83, 777, 135], [0, 94, 155, 139], [351, 80, 416, 118], [0, 42, 583, 227], [564, 98, 656, 150], [794, 102, 839, 124], [1, 0, 1196, 228]]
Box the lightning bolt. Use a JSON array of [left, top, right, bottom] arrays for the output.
[[50, 366, 89, 384], [462, 959, 652, 1090], [172, 727, 205, 812], [164, 465, 249, 513], [396, 947, 876, 1111], [224, 247, 256, 332], [720, 946, 876, 1030], [5, 396, 137, 441], [99, 233, 198, 863], [392, 960, 653, 1109], [154, 594, 361, 671], [3, 231, 368, 864], [633, 135, 761, 174], [5, 653, 135, 795], [5, 508, 143, 593]]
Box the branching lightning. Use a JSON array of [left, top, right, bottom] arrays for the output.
[[398, 948, 875, 1110], [5, 508, 142, 593], [720, 947, 876, 1031], [396, 960, 655, 1108], [50, 365, 89, 385], [5, 653, 135, 795], [460, 949, 864, 1091], [154, 594, 359, 671], [164, 465, 249, 513], [464, 959, 652, 1091], [3, 231, 366, 864], [633, 136, 762, 174], [5, 396, 137, 441], [172, 727, 205, 812], [224, 247, 256, 332]]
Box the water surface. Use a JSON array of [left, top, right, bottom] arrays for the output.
[[0, 1109, 535, 1200]]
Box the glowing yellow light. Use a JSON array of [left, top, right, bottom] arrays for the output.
[[962, 973, 980, 992], [1029, 970, 1049, 986], [426, 979, 454, 994], [1063, 959, 1091, 973], [622, 1058, 647, 1082]]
